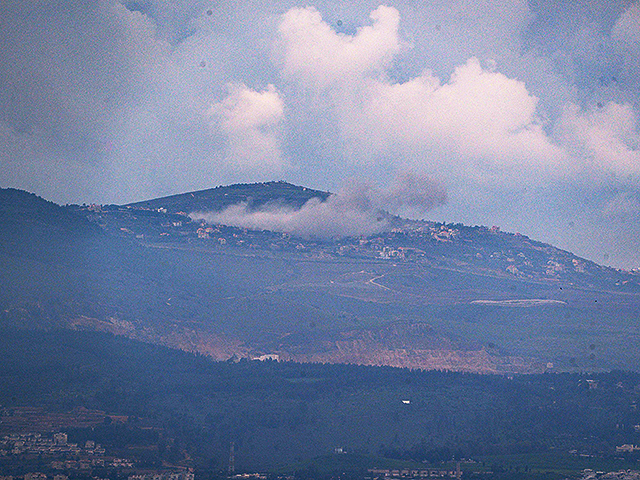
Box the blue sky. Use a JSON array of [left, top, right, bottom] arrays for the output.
[[1, 0, 639, 267]]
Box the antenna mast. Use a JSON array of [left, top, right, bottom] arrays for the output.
[[228, 441, 235, 476]]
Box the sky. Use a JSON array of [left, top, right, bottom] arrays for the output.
[[1, 0, 640, 268]]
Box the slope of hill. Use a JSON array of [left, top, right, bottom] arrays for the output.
[[3, 184, 640, 373], [0, 188, 102, 260]]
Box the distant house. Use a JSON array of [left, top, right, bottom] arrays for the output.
[[53, 433, 67, 445], [616, 444, 640, 452], [25, 474, 47, 480], [252, 354, 279, 362]]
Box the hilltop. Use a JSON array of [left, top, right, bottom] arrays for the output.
[[125, 180, 330, 213]]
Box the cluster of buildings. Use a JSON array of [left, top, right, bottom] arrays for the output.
[[0, 431, 139, 476], [582, 469, 640, 479], [2, 474, 70, 480], [128, 472, 194, 480], [0, 432, 104, 457], [0, 470, 192, 480], [49, 457, 133, 470], [367, 466, 461, 479]]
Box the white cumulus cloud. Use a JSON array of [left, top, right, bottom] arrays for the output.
[[276, 7, 566, 185], [612, 3, 640, 45], [611, 3, 640, 85], [211, 84, 287, 172], [353, 58, 566, 180], [277, 5, 401, 89], [556, 102, 640, 179]]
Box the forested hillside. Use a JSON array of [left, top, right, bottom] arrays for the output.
[[2, 328, 640, 478]]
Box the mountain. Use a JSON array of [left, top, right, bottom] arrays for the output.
[[3, 183, 640, 373], [78, 182, 635, 293]]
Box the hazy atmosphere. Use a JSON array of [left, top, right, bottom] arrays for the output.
[[1, 0, 640, 267]]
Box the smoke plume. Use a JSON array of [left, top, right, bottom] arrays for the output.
[[190, 174, 447, 238]]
